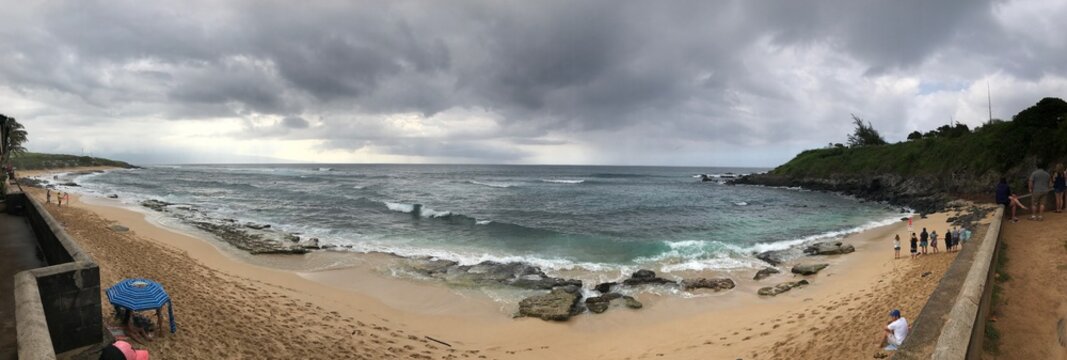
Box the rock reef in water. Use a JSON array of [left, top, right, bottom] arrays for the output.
[[404, 258, 583, 290], [680, 278, 736, 291], [621, 269, 676, 286], [804, 241, 855, 256], [517, 285, 583, 321], [139, 199, 311, 254]]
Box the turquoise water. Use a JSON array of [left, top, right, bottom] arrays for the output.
[[73, 164, 900, 273]]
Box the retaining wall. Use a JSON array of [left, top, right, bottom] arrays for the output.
[[895, 207, 1003, 359], [11, 192, 102, 359]]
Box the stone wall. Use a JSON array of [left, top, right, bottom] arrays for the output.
[[12, 192, 103, 358]]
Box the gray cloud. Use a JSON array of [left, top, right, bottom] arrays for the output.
[[1, 0, 1066, 165]]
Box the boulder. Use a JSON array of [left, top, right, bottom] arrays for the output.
[[791, 263, 829, 275], [622, 269, 676, 286], [755, 250, 790, 266], [107, 194, 119, 199], [109, 224, 129, 232], [140, 199, 173, 212], [757, 280, 810, 296], [583, 293, 623, 314], [622, 296, 643, 309], [804, 241, 855, 256], [681, 278, 736, 291], [594, 282, 617, 293], [299, 238, 321, 250], [518, 287, 583, 321], [753, 267, 781, 281]]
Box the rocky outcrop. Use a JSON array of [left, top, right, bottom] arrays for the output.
[[140, 199, 309, 254], [753, 267, 781, 281], [757, 280, 809, 296], [107, 194, 119, 199], [791, 263, 829, 275], [756, 250, 790, 266], [804, 241, 855, 256], [405, 258, 582, 290], [680, 278, 736, 291], [730, 173, 959, 214], [622, 269, 676, 286], [622, 296, 643, 309], [517, 285, 583, 321]]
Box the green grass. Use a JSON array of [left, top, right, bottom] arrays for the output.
[[8, 152, 136, 170], [768, 98, 1067, 194]]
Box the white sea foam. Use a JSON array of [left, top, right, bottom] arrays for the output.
[[734, 201, 749, 206], [383, 201, 454, 218], [475, 219, 493, 225], [745, 214, 908, 254], [540, 179, 585, 184], [469, 180, 515, 188]]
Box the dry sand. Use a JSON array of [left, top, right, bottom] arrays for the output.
[[987, 211, 1067, 359], [23, 168, 977, 359]]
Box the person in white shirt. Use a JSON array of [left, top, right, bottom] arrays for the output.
[[882, 309, 909, 351]]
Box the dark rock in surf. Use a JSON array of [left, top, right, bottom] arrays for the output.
[[594, 282, 617, 293], [622, 269, 676, 286], [753, 267, 781, 281], [756, 250, 789, 266], [245, 223, 271, 230], [107, 194, 119, 199], [622, 296, 643, 309], [681, 278, 736, 291], [584, 293, 625, 314], [140, 199, 173, 212]]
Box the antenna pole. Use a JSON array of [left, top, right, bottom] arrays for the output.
[[987, 81, 992, 123]]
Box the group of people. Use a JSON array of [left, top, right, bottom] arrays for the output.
[[46, 189, 70, 206], [996, 163, 1067, 222], [892, 226, 970, 259]]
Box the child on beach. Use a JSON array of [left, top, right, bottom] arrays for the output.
[[930, 230, 939, 253], [919, 228, 929, 255], [910, 233, 918, 258], [893, 234, 901, 259]]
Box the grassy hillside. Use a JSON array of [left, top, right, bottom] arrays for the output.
[[10, 152, 137, 170], [770, 97, 1067, 188]]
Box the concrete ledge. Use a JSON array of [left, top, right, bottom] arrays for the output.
[[15, 271, 57, 360], [931, 207, 1003, 359]]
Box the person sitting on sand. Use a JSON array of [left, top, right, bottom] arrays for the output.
[[1029, 165, 1051, 220], [881, 309, 909, 351], [893, 234, 901, 259], [909, 233, 918, 258], [930, 230, 939, 253], [919, 228, 929, 255]]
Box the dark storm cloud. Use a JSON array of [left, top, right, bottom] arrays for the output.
[[1, 0, 1065, 164]]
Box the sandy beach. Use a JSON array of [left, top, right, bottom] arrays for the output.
[[21, 167, 994, 359]]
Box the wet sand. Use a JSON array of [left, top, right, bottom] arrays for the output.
[[22, 168, 991, 359]]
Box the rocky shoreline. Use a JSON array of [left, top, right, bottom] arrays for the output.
[[729, 173, 963, 215], [139, 199, 319, 254]]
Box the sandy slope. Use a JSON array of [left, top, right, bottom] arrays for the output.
[[987, 212, 1067, 359], [20, 169, 988, 359]]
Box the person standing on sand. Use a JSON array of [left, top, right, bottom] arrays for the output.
[[945, 228, 954, 252], [881, 309, 909, 351], [1054, 164, 1066, 213], [930, 230, 939, 253], [1029, 164, 1051, 220], [64, 192, 70, 205], [910, 233, 918, 258], [919, 228, 929, 255], [893, 234, 901, 259], [56, 191, 62, 206], [46, 189, 51, 204]]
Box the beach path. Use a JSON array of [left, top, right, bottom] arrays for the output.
[[989, 212, 1067, 359]]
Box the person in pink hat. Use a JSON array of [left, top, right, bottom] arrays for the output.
[[99, 340, 149, 360]]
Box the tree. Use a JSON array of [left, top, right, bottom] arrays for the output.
[[1, 114, 28, 166], [907, 131, 923, 141], [846, 114, 887, 147]]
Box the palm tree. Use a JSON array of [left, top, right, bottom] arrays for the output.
[[1, 114, 28, 172]]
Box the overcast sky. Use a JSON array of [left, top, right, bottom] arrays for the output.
[[2, 0, 1065, 166]]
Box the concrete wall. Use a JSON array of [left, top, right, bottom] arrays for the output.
[[895, 207, 1004, 359], [12, 192, 103, 358]]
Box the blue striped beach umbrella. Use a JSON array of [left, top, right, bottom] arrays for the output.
[[106, 278, 176, 333]]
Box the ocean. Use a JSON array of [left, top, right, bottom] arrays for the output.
[[67, 164, 902, 277]]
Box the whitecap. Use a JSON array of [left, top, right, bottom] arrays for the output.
[[540, 179, 585, 184], [469, 180, 515, 188]]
